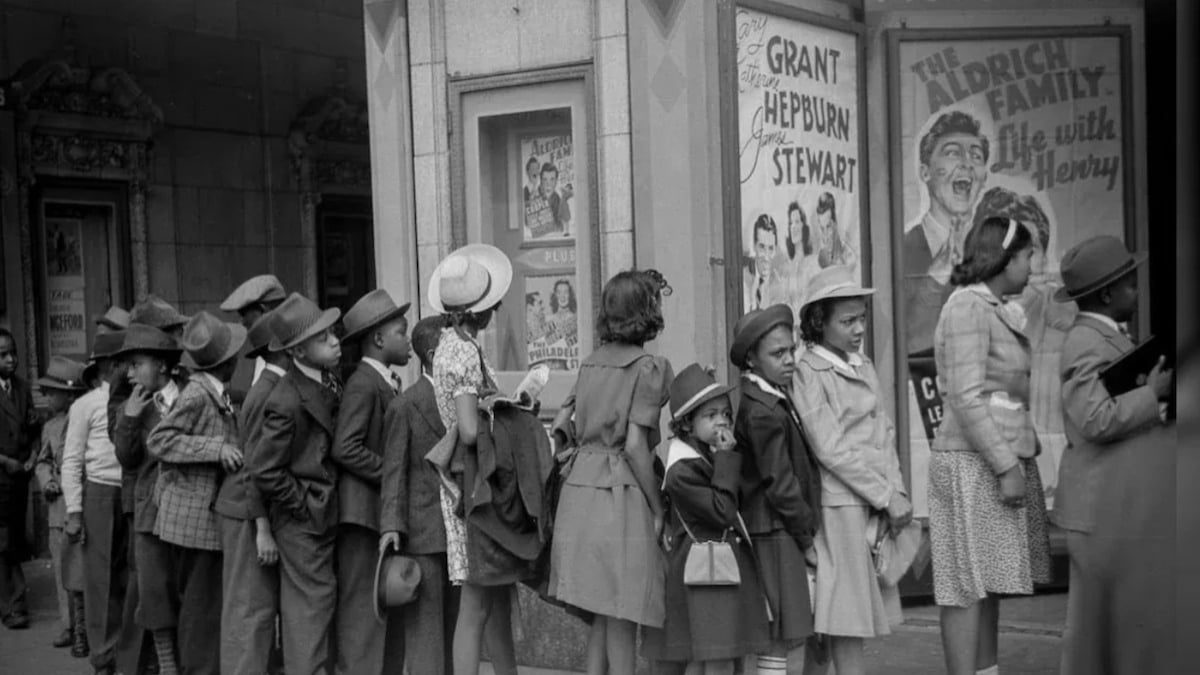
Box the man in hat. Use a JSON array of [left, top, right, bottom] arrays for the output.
[[96, 306, 131, 334], [1053, 236, 1173, 675], [215, 311, 286, 675], [221, 274, 287, 386], [250, 293, 342, 675], [147, 312, 247, 675], [32, 356, 89, 652], [110, 323, 188, 674], [331, 289, 411, 674], [61, 330, 130, 675], [380, 315, 455, 675], [0, 327, 41, 631]]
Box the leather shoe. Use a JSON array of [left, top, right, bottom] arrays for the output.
[[53, 626, 73, 647], [2, 610, 30, 629]]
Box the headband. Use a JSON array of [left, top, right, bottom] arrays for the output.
[[1002, 218, 1018, 249]]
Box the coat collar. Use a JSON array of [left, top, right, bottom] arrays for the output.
[[355, 359, 396, 397], [287, 363, 335, 434], [590, 342, 648, 368], [187, 372, 233, 416], [952, 283, 1029, 338], [1072, 312, 1132, 352], [800, 346, 867, 381]]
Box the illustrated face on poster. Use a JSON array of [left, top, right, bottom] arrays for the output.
[[521, 134, 575, 242], [524, 274, 580, 371], [895, 35, 1127, 515], [736, 8, 862, 317]]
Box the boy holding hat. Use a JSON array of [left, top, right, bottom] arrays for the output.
[[1053, 235, 1172, 675], [215, 311, 286, 675], [250, 292, 343, 675], [61, 329, 130, 675], [1, 328, 42, 631], [110, 323, 188, 674], [32, 356, 89, 652], [147, 311, 248, 675], [331, 288, 411, 674]]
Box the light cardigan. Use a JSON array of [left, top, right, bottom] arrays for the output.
[[792, 348, 903, 509]]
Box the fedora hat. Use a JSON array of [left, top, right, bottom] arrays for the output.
[[1054, 235, 1147, 302], [114, 323, 183, 358], [95, 306, 130, 331], [244, 310, 278, 360], [268, 293, 341, 352], [88, 331, 127, 361], [427, 244, 513, 314], [181, 311, 248, 371], [35, 356, 88, 392], [374, 549, 421, 621], [220, 274, 287, 312], [800, 265, 875, 316], [129, 295, 189, 331], [730, 303, 794, 369], [669, 363, 734, 421], [342, 289, 411, 342]]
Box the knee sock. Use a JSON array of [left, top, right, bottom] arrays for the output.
[[976, 666, 999, 675], [756, 654, 788, 674], [152, 629, 179, 675]]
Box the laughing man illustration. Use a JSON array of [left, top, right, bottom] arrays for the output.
[[903, 110, 990, 356]]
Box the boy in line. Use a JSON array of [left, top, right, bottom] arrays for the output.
[[1, 328, 42, 631]]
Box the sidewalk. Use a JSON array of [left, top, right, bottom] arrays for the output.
[[1, 558, 1064, 674]]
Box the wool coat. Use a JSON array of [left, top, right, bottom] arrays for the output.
[[1, 374, 39, 558], [380, 376, 448, 555], [332, 361, 395, 531], [214, 366, 282, 521]]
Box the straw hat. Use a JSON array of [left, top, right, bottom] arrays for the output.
[[729, 304, 794, 370], [342, 289, 411, 342], [268, 293, 341, 352], [1053, 235, 1147, 302], [374, 549, 422, 621], [35, 356, 88, 392], [799, 265, 875, 316], [181, 311, 249, 371], [220, 274, 287, 312], [427, 244, 513, 314], [113, 323, 183, 358], [669, 363, 734, 421]]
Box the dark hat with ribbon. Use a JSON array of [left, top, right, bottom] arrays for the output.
[[129, 295, 189, 331], [268, 293, 341, 352], [181, 311, 248, 371], [669, 363, 734, 421], [245, 310, 278, 360], [342, 289, 411, 342], [730, 303, 794, 370], [374, 549, 421, 621], [94, 306, 130, 331], [35, 356, 88, 392], [1054, 235, 1148, 302], [220, 274, 287, 312], [114, 323, 183, 358]]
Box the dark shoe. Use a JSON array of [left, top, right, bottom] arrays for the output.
[[53, 626, 73, 647], [2, 611, 30, 629]]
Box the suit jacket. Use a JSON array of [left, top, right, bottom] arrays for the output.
[[147, 374, 238, 550], [1053, 315, 1163, 533], [380, 377, 447, 555], [1, 375, 39, 486], [215, 366, 282, 521], [735, 377, 821, 549], [112, 401, 166, 534], [251, 364, 339, 534], [332, 361, 395, 531]]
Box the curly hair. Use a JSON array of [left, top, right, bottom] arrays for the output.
[[918, 110, 990, 167], [598, 270, 666, 346], [798, 299, 833, 346], [550, 280, 577, 314], [784, 201, 812, 259], [972, 187, 1051, 252], [950, 216, 1033, 286]]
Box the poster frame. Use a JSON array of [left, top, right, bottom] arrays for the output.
[[885, 25, 1137, 493], [717, 0, 871, 381]]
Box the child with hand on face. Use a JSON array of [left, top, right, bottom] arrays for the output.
[[645, 364, 771, 675]]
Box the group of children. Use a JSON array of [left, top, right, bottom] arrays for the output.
[[0, 222, 1173, 675]]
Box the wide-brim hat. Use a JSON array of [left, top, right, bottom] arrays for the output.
[[220, 274, 287, 312], [181, 311, 249, 371], [374, 549, 422, 621], [669, 363, 734, 420], [35, 355, 88, 392], [427, 244, 513, 314], [800, 265, 875, 316], [1053, 235, 1148, 302], [343, 289, 411, 342], [113, 323, 182, 358], [88, 331, 127, 362], [129, 295, 190, 331], [94, 306, 130, 331], [244, 310, 278, 360], [730, 304, 794, 369], [268, 293, 341, 352]]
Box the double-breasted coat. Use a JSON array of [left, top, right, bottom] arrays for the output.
[[1, 375, 39, 560]]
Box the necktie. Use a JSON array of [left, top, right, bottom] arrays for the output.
[[390, 373, 402, 392], [322, 371, 342, 398], [755, 277, 764, 309], [221, 390, 233, 412], [0, 379, 9, 398]]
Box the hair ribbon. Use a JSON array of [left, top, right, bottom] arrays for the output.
[[1001, 218, 1018, 249]]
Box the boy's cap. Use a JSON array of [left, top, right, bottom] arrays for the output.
[[1054, 235, 1147, 302], [730, 304, 793, 370], [669, 363, 733, 421], [220, 274, 287, 312]]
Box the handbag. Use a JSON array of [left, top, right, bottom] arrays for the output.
[[866, 516, 924, 588], [678, 508, 741, 586]]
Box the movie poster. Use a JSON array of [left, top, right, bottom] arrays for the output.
[[43, 218, 88, 357], [524, 274, 580, 371], [736, 8, 863, 318], [520, 134, 575, 242], [895, 34, 1128, 515]]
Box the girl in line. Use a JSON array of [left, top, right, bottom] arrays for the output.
[[792, 266, 912, 675], [930, 217, 1051, 675], [549, 269, 674, 675]]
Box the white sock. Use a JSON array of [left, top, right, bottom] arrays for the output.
[[756, 655, 788, 674], [976, 666, 999, 675]]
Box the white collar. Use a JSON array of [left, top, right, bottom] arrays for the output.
[[263, 362, 286, 378], [153, 379, 180, 412], [810, 344, 864, 376], [744, 372, 787, 400], [1079, 311, 1123, 335], [662, 437, 705, 487], [293, 359, 324, 384], [362, 357, 396, 388]]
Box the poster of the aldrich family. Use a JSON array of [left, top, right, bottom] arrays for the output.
[[893, 32, 1129, 516], [736, 8, 863, 318]]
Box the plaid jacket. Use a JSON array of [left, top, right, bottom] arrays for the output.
[[932, 284, 1036, 475], [147, 373, 238, 550]]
